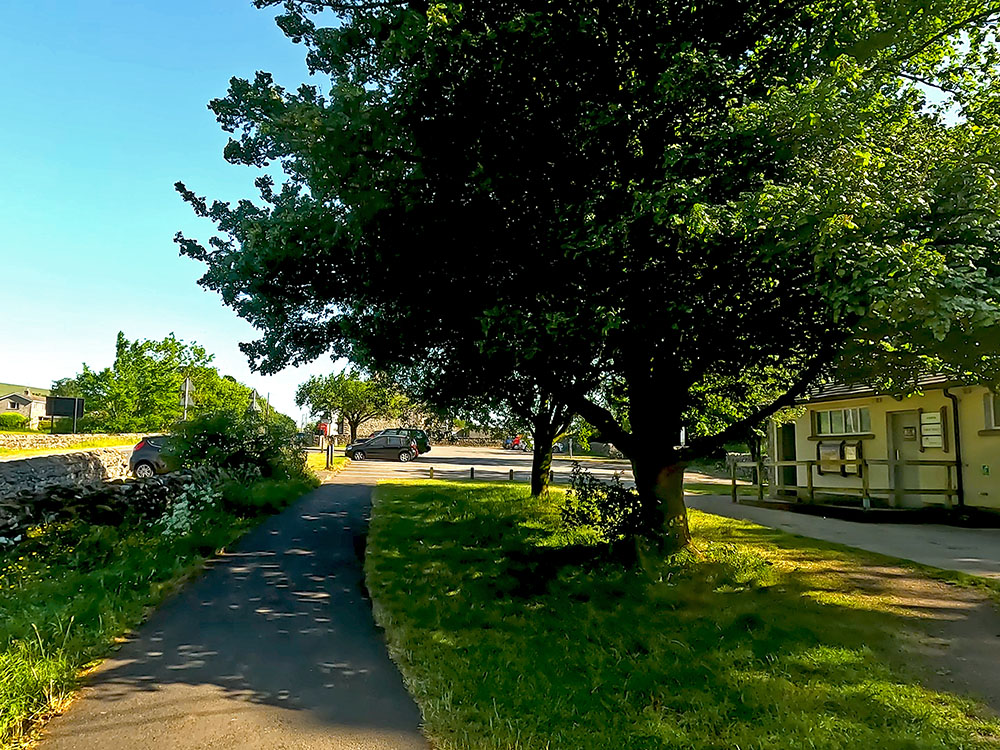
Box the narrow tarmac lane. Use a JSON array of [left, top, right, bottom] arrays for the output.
[[40, 479, 427, 750]]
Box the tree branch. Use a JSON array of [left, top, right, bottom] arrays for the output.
[[566, 395, 633, 453], [682, 352, 833, 459]]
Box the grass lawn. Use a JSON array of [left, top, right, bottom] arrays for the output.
[[367, 481, 1000, 750], [684, 481, 755, 497], [0, 437, 139, 460], [0, 475, 317, 748], [305, 450, 347, 474]]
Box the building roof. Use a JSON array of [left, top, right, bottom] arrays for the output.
[[0, 382, 51, 397], [1, 393, 34, 405], [802, 374, 962, 404]]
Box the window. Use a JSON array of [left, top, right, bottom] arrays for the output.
[[388, 436, 404, 447], [8, 401, 17, 410], [984, 392, 1000, 429], [814, 407, 871, 436]]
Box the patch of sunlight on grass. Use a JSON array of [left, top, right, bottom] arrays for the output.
[[366, 481, 1000, 750]]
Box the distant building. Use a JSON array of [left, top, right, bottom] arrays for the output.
[[0, 388, 49, 429]]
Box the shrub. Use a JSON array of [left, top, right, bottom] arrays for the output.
[[221, 475, 319, 518], [560, 463, 642, 542], [0, 413, 29, 431], [167, 410, 306, 479]]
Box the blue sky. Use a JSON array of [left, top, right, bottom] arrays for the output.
[[0, 1, 341, 421]]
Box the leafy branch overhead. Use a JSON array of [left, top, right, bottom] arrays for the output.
[[179, 0, 1000, 545]]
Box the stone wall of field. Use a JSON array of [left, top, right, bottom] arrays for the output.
[[0, 432, 148, 452], [0, 448, 132, 500]]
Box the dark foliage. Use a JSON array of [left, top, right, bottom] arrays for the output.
[[167, 410, 305, 479], [561, 464, 643, 543]]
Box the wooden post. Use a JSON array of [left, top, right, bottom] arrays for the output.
[[429, 466, 434, 480], [756, 456, 764, 503], [806, 461, 814, 503], [470, 467, 475, 480], [326, 442, 333, 470], [509, 468, 514, 481], [730, 462, 738, 503]]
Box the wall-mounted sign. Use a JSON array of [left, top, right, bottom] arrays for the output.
[[903, 426, 917, 440], [817, 442, 841, 474], [919, 409, 948, 450], [843, 442, 862, 476]]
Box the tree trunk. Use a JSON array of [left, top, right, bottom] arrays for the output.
[[530, 424, 557, 496], [348, 420, 359, 443], [630, 450, 691, 551]]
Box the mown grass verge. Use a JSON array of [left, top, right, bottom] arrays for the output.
[[0, 474, 317, 748], [367, 481, 1000, 750]]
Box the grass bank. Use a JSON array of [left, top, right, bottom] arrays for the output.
[[0, 437, 137, 460], [305, 450, 347, 474], [367, 481, 1000, 750], [0, 474, 317, 748]]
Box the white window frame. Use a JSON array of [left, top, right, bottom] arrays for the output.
[[984, 392, 1000, 429], [813, 407, 871, 436]]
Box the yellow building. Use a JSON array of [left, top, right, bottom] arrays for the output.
[[769, 376, 1000, 512]]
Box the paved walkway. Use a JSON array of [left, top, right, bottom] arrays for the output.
[[40, 478, 427, 750], [688, 494, 1000, 580]]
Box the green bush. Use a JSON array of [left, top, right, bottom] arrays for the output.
[[0, 414, 29, 431], [221, 476, 319, 517], [167, 410, 306, 479]]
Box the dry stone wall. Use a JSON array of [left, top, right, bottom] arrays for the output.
[[0, 448, 132, 500], [0, 432, 148, 452]]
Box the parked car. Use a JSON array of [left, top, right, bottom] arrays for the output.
[[346, 434, 418, 462], [129, 436, 177, 478], [369, 428, 431, 454]]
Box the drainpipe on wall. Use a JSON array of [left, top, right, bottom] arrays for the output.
[[943, 388, 965, 509]]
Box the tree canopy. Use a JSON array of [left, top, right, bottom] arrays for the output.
[[295, 370, 408, 441], [178, 0, 1000, 545], [53, 332, 265, 432]]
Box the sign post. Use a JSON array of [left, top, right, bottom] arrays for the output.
[[46, 397, 85, 434], [180, 377, 195, 421]]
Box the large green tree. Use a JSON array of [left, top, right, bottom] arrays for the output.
[[179, 0, 1000, 547], [296, 370, 408, 442], [53, 332, 259, 432]]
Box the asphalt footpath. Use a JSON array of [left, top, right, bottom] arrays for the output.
[[39, 481, 427, 750]]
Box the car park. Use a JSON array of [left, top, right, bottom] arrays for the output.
[[368, 428, 431, 454], [129, 436, 177, 478], [346, 434, 418, 462]]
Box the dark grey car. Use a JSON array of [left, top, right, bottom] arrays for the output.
[[129, 436, 177, 478], [345, 434, 417, 462]]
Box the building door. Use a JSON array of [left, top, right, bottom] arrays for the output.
[[779, 423, 797, 493], [888, 411, 921, 507]]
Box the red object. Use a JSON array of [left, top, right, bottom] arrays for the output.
[[134, 440, 146, 451], [318, 422, 329, 435]]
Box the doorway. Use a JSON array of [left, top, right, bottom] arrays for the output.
[[888, 411, 921, 507], [778, 423, 797, 495]]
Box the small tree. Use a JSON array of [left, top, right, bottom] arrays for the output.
[[295, 371, 407, 443]]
